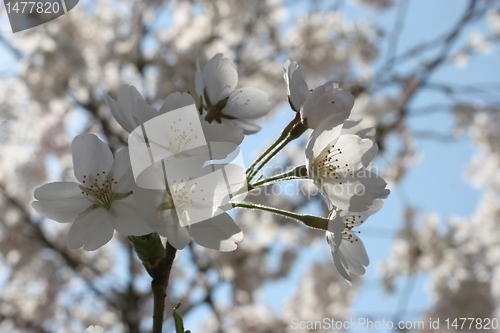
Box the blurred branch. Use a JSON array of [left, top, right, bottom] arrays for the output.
[[413, 130, 457, 142], [375, 0, 480, 150], [385, 0, 410, 71]]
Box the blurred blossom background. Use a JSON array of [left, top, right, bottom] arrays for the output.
[[1, 0, 500, 332]]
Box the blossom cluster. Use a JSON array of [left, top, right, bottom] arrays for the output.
[[32, 53, 389, 283]]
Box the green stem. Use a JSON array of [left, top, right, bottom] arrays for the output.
[[247, 121, 308, 182], [245, 114, 300, 181], [233, 201, 328, 230], [249, 165, 309, 190]]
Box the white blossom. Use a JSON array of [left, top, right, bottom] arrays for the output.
[[196, 53, 271, 134], [326, 200, 383, 283], [301, 81, 354, 129], [32, 134, 152, 250], [305, 113, 390, 212], [283, 59, 310, 112]]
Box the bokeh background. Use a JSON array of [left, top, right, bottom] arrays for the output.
[[1, 0, 500, 332]]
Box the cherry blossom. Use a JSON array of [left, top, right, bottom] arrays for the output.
[[32, 134, 152, 250], [326, 200, 383, 283], [196, 53, 271, 134], [305, 113, 390, 212]]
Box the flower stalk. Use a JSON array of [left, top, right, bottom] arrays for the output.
[[248, 165, 309, 190], [129, 234, 177, 333], [232, 201, 328, 230], [246, 113, 307, 182]]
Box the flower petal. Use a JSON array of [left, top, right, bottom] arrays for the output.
[[203, 122, 244, 146], [117, 85, 158, 131], [202, 53, 238, 104], [159, 92, 196, 114], [67, 208, 114, 251], [32, 182, 90, 222], [105, 94, 135, 133], [339, 199, 384, 227], [109, 147, 133, 189], [108, 196, 153, 236], [189, 212, 243, 251], [326, 231, 352, 284], [340, 233, 369, 267], [72, 134, 114, 184], [106, 85, 158, 133], [305, 112, 345, 167], [321, 170, 389, 212], [221, 118, 262, 134], [284, 60, 310, 111], [165, 211, 191, 249], [223, 88, 271, 120], [301, 81, 352, 129]]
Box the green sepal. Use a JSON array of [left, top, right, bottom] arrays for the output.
[[197, 95, 204, 115], [157, 200, 174, 211], [113, 191, 133, 201], [128, 233, 166, 274]]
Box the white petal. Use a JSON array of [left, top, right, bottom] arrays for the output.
[[159, 92, 196, 114], [305, 113, 345, 167], [72, 134, 114, 184], [189, 213, 243, 251], [223, 88, 271, 120], [321, 180, 366, 212], [109, 147, 132, 188], [301, 81, 352, 129], [67, 208, 114, 251], [356, 127, 376, 140], [342, 118, 362, 129], [105, 94, 136, 133], [221, 118, 261, 134], [340, 233, 369, 267], [358, 169, 391, 199], [32, 182, 90, 222], [203, 122, 244, 145], [340, 199, 384, 227], [327, 134, 376, 174], [133, 184, 168, 210], [322, 170, 389, 212], [202, 53, 238, 104], [326, 231, 352, 284], [133, 97, 159, 128], [284, 60, 310, 111], [335, 88, 355, 110], [164, 211, 191, 249], [107, 85, 158, 133], [108, 196, 153, 236], [117, 85, 158, 129]]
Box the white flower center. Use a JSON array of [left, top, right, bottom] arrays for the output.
[[341, 215, 363, 243], [169, 179, 206, 221], [167, 119, 199, 154], [312, 143, 350, 184], [79, 171, 125, 210]]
